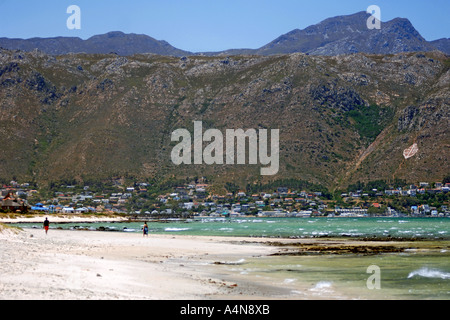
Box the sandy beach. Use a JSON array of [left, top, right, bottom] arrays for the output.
[[0, 224, 294, 300]]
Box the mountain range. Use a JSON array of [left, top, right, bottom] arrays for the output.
[[0, 11, 448, 192], [1, 11, 449, 56]]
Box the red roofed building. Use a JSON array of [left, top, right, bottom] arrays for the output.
[[1, 193, 29, 213]]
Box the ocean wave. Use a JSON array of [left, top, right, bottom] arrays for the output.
[[164, 227, 190, 232], [213, 258, 246, 265], [311, 231, 329, 236], [407, 267, 450, 280], [309, 281, 333, 293], [219, 227, 234, 231]]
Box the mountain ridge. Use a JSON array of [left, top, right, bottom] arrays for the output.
[[216, 12, 446, 56], [0, 11, 449, 56], [0, 31, 193, 57]]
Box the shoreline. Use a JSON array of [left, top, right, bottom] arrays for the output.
[[3, 215, 449, 243], [0, 214, 129, 224], [2, 214, 448, 225]]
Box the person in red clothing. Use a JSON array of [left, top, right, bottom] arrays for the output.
[[43, 217, 50, 234]]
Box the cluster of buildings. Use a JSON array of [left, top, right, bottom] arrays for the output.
[[1, 179, 449, 217], [163, 187, 326, 218], [0, 181, 133, 214], [342, 182, 450, 199]]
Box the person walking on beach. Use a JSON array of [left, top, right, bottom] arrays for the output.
[[43, 217, 50, 235], [143, 221, 149, 237]]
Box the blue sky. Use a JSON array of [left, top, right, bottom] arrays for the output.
[[0, 0, 448, 52]]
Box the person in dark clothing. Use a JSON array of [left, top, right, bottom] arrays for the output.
[[43, 218, 50, 234], [143, 222, 149, 237]]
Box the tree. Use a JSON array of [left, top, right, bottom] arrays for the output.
[[443, 175, 450, 184], [225, 182, 240, 195], [368, 206, 386, 215]]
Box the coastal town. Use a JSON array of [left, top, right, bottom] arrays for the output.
[[1, 178, 449, 218]]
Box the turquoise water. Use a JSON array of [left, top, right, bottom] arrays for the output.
[[12, 217, 450, 239]]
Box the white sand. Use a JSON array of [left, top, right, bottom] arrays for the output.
[[0, 225, 289, 300]]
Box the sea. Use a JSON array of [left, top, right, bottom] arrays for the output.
[[12, 216, 450, 300], [13, 216, 450, 239]]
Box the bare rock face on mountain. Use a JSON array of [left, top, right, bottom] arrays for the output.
[[0, 47, 448, 189]]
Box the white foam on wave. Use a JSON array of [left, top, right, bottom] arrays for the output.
[[216, 258, 246, 266], [164, 227, 190, 232], [283, 278, 297, 284], [407, 267, 450, 280], [309, 281, 333, 292]]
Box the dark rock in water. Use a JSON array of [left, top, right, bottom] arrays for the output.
[[73, 226, 90, 230], [95, 226, 120, 232]]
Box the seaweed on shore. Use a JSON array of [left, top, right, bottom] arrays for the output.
[[270, 244, 405, 256], [266, 239, 450, 256]]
